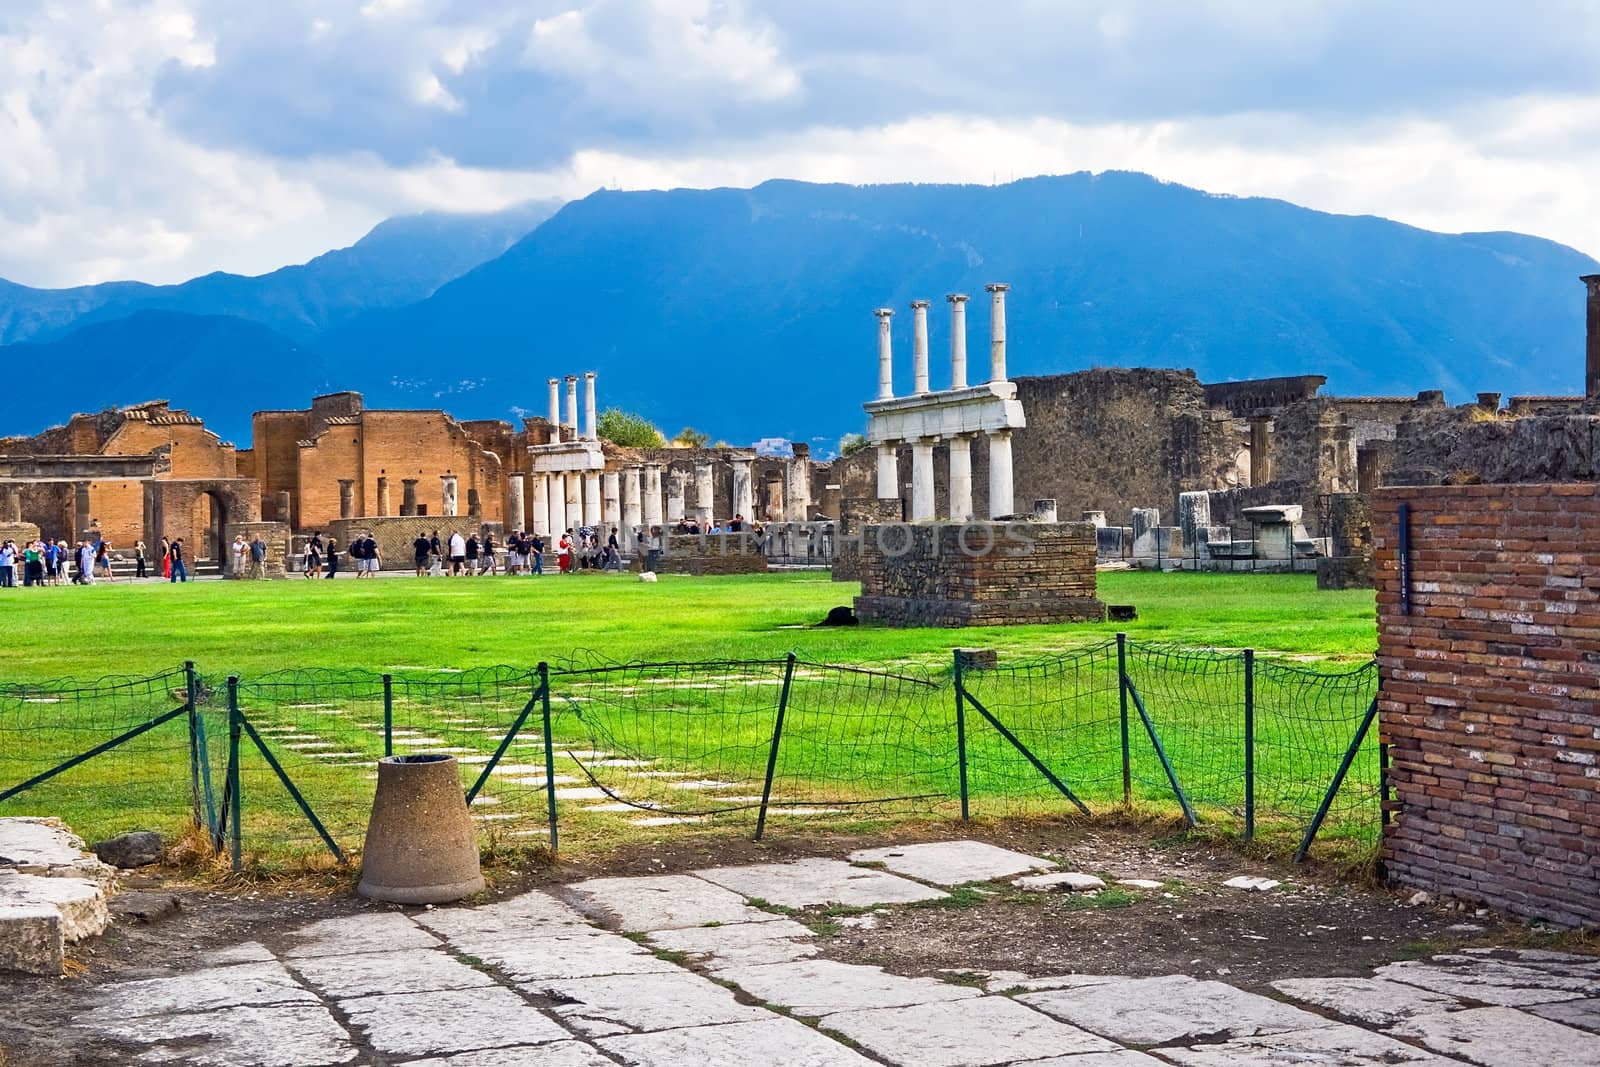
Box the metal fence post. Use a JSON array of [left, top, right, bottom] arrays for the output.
[[540, 663, 558, 854], [185, 661, 202, 828], [954, 651, 970, 821], [1117, 633, 1131, 805], [1243, 649, 1256, 842], [754, 653, 797, 841], [381, 674, 394, 758], [227, 676, 242, 873]]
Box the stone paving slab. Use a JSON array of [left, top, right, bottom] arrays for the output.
[[717, 958, 981, 1016], [338, 985, 570, 1057], [1527, 997, 1600, 1032], [536, 970, 769, 1036], [84, 961, 318, 1020], [821, 995, 1119, 1067], [1018, 974, 1333, 1045], [88, 1003, 356, 1066], [277, 912, 439, 957], [289, 947, 494, 998], [599, 1017, 878, 1066], [0, 870, 110, 941], [1012, 1054, 1166, 1067], [202, 942, 277, 965], [566, 873, 782, 930], [696, 857, 948, 908], [405, 1044, 616, 1067], [847, 840, 1053, 886], [1392, 1005, 1600, 1067], [1270, 976, 1465, 1027], [646, 917, 818, 968], [1376, 957, 1596, 1006], [470, 929, 680, 981], [1153, 1023, 1463, 1066], [0, 817, 115, 880], [412, 891, 593, 941]]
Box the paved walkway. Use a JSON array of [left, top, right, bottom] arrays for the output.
[[69, 841, 1600, 1066]]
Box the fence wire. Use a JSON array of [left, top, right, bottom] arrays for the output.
[[1123, 643, 1250, 816], [1254, 658, 1381, 842], [0, 667, 199, 845]]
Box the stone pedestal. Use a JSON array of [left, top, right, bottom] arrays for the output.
[[440, 475, 459, 518], [1131, 508, 1160, 557], [1177, 491, 1211, 550]]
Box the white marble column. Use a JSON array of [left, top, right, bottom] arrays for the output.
[[875, 307, 895, 400], [666, 469, 687, 524], [547, 474, 565, 537], [948, 434, 973, 522], [730, 458, 755, 523], [693, 461, 714, 526], [785, 455, 810, 521], [947, 293, 969, 389], [911, 299, 930, 395], [441, 474, 459, 517], [987, 429, 1014, 519], [602, 470, 621, 532], [529, 473, 549, 535], [564, 471, 582, 531], [876, 442, 898, 501], [583, 371, 598, 441], [506, 473, 526, 532], [622, 465, 644, 550], [643, 462, 664, 529], [547, 378, 562, 440], [986, 282, 1009, 382], [910, 438, 936, 521], [564, 376, 579, 434], [583, 471, 602, 526]]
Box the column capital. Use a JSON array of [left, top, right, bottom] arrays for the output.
[[909, 299, 930, 310], [564, 374, 578, 384], [548, 377, 560, 386], [874, 307, 895, 319], [985, 282, 1010, 293], [988, 428, 1014, 441], [946, 292, 969, 304], [583, 370, 596, 380]]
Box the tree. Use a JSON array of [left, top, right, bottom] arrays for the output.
[[839, 433, 868, 457], [597, 407, 666, 447], [672, 427, 711, 448]]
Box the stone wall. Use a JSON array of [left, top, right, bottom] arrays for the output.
[[855, 521, 1105, 627], [1388, 407, 1599, 486], [1374, 482, 1600, 926], [653, 532, 770, 576], [324, 516, 499, 571], [1314, 492, 1374, 590]]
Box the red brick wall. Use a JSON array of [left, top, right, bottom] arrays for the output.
[[1374, 482, 1600, 926]]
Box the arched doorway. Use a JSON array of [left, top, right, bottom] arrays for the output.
[[189, 491, 228, 563]]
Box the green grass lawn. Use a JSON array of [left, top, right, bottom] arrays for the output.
[[0, 569, 1376, 682], [0, 570, 1380, 870]]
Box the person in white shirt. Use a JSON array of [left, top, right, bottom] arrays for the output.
[[447, 530, 467, 576], [231, 534, 247, 577]]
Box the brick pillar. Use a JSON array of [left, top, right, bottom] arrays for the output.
[[376, 476, 390, 517], [338, 479, 355, 519], [401, 479, 418, 516]]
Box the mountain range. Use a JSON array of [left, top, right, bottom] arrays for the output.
[[2, 173, 1596, 448]]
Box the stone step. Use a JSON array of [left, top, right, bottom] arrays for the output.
[[0, 817, 117, 975]]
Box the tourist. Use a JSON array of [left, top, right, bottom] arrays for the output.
[[646, 526, 664, 572], [134, 540, 147, 579], [530, 532, 544, 575], [248, 534, 267, 579], [159, 536, 171, 579], [479, 532, 496, 575], [447, 530, 466, 576], [168, 538, 188, 582], [0, 539, 14, 587], [463, 532, 479, 575], [77, 540, 95, 584], [94, 539, 115, 582], [22, 540, 43, 586], [362, 533, 380, 575], [412, 533, 431, 576], [54, 540, 69, 583], [231, 534, 247, 577], [301, 534, 321, 578], [324, 537, 340, 578], [429, 530, 442, 570], [42, 539, 58, 584], [557, 530, 572, 573]]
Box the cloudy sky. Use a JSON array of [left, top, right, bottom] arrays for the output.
[[4, 0, 1599, 288]]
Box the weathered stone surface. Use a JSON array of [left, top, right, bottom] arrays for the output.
[[88, 962, 318, 1020], [646, 917, 818, 968], [0, 871, 109, 942], [0, 903, 62, 975], [1393, 1006, 1600, 1067], [339, 986, 569, 1056], [1376, 957, 1597, 1006], [278, 912, 439, 957], [413, 890, 591, 941], [538, 971, 767, 1035], [847, 840, 1052, 886], [599, 1018, 874, 1066], [110, 890, 180, 923], [1222, 876, 1281, 892], [717, 959, 980, 1016], [290, 948, 493, 999], [0, 817, 114, 880], [203, 942, 277, 965], [472, 929, 677, 981], [822, 995, 1118, 1066], [88, 1003, 356, 1066], [1154, 1023, 1461, 1066], [404, 1045, 615, 1067], [1019, 975, 1332, 1045], [1527, 998, 1600, 1033], [91, 830, 164, 868], [566, 874, 780, 931], [1011, 1055, 1165, 1067], [1115, 879, 1164, 890], [1270, 976, 1463, 1027], [696, 858, 947, 908], [1012, 871, 1106, 892]]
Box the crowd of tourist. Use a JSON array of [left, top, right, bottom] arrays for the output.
[[0, 534, 196, 586]]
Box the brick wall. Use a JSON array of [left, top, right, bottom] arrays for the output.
[[855, 521, 1105, 627], [1374, 482, 1600, 926], [654, 532, 770, 576]]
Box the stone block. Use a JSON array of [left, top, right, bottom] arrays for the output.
[[1018, 974, 1333, 1045], [0, 903, 63, 975], [1392, 1006, 1600, 1067], [540, 970, 767, 1035], [338, 986, 570, 1057], [715, 958, 979, 1016], [822, 995, 1119, 1066], [91, 830, 163, 868], [565, 874, 781, 931], [695, 858, 947, 909], [0, 871, 109, 946], [645, 918, 817, 969], [848, 840, 1051, 886], [599, 1018, 875, 1067]]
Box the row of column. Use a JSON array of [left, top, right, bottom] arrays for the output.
[[547, 372, 599, 442], [876, 431, 1014, 522], [353, 474, 468, 519], [504, 459, 765, 543], [876, 283, 1009, 400]]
